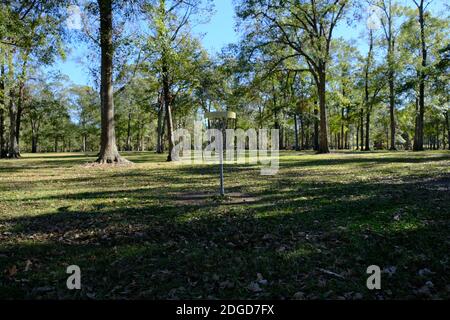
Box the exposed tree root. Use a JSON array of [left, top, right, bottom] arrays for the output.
[[91, 152, 133, 167], [7, 152, 21, 159]]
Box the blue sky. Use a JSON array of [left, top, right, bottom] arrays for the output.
[[51, 0, 446, 87], [53, 0, 238, 86]]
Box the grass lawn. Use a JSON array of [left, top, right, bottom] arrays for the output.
[[0, 150, 449, 299]]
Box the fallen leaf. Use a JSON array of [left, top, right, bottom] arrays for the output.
[[418, 268, 434, 277], [247, 282, 263, 293], [293, 292, 305, 300], [219, 280, 234, 289], [24, 260, 32, 272], [257, 273, 268, 285], [383, 266, 397, 276], [7, 265, 17, 277]]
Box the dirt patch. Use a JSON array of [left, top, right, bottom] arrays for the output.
[[80, 161, 134, 169], [172, 192, 261, 206]]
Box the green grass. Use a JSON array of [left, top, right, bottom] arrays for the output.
[[0, 150, 449, 299]]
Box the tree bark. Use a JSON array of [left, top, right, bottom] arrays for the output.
[[0, 108, 4, 158], [313, 107, 319, 151], [340, 107, 345, 150], [8, 89, 20, 158], [300, 113, 305, 150], [360, 108, 364, 150], [0, 64, 4, 158], [346, 131, 349, 149], [356, 125, 359, 150], [413, 0, 426, 151], [156, 96, 165, 154], [388, 71, 396, 150], [294, 113, 300, 151], [82, 134, 87, 152], [31, 135, 38, 153], [446, 111, 450, 150], [442, 116, 446, 150], [279, 124, 284, 150], [31, 119, 39, 153], [162, 61, 175, 162], [363, 31, 373, 151], [436, 123, 440, 150], [96, 0, 128, 164], [365, 110, 371, 151], [317, 66, 330, 153], [16, 82, 24, 148], [126, 111, 132, 151], [384, 0, 396, 150]]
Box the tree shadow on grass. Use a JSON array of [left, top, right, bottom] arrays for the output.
[[1, 175, 449, 300]]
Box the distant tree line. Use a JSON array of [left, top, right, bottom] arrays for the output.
[[0, 0, 449, 162]]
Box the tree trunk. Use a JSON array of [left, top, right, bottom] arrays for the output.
[[162, 62, 175, 162], [442, 116, 446, 150], [363, 31, 373, 151], [356, 124, 359, 150], [31, 135, 38, 153], [317, 67, 330, 153], [82, 134, 87, 153], [8, 89, 20, 158], [335, 133, 339, 150], [156, 97, 165, 154], [365, 109, 371, 151], [294, 113, 300, 151], [16, 82, 24, 148], [279, 124, 284, 150], [340, 108, 344, 150], [126, 111, 132, 151], [385, 0, 397, 151], [436, 123, 440, 150], [96, 0, 127, 164], [360, 108, 364, 150], [413, 1, 426, 151], [0, 63, 5, 158], [313, 108, 319, 151], [300, 114, 305, 150], [388, 69, 396, 150], [447, 111, 450, 150], [345, 131, 348, 149], [0, 108, 4, 158]]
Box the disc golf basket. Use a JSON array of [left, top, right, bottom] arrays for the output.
[[205, 111, 237, 197]]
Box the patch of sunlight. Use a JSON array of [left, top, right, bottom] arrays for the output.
[[112, 244, 158, 258], [175, 209, 211, 224], [254, 207, 292, 219], [388, 221, 421, 232], [283, 246, 314, 260]]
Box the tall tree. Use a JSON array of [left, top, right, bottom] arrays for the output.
[[1, 0, 66, 158], [361, 30, 384, 151], [237, 0, 350, 153], [413, 0, 434, 151], [0, 50, 5, 158], [96, 0, 126, 163], [142, 0, 210, 161], [371, 0, 402, 150], [412, 0, 429, 150]]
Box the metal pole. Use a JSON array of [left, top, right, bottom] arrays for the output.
[[219, 120, 225, 196], [219, 147, 224, 196]]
